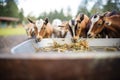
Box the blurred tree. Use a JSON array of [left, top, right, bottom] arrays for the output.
[[103, 0, 120, 12], [18, 8, 24, 23], [59, 9, 64, 20], [0, 0, 7, 6], [77, 0, 90, 17], [0, 0, 19, 17], [77, 0, 120, 17], [90, 0, 103, 15], [5, 0, 19, 17], [48, 11, 54, 22], [0, 0, 25, 24], [77, 7, 90, 17], [67, 6, 71, 16], [37, 12, 47, 19], [38, 9, 72, 22], [0, 0, 7, 16], [66, 6, 72, 20]]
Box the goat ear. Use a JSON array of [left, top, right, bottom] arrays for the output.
[[27, 18, 35, 24], [44, 18, 49, 25], [80, 13, 84, 21]]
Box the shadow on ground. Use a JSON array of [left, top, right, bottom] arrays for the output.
[[0, 35, 28, 53]]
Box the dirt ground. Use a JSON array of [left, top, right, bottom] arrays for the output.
[[0, 35, 28, 53]]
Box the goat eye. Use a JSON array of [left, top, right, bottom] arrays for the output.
[[98, 23, 101, 26], [98, 22, 102, 26]]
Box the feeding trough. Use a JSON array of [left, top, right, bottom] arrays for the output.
[[0, 38, 120, 80], [11, 38, 120, 54]]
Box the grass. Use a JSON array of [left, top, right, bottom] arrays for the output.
[[0, 26, 26, 36]]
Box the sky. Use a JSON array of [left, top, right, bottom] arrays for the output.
[[18, 0, 83, 17]]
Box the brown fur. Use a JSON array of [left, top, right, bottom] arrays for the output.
[[27, 18, 53, 41], [23, 23, 35, 38], [36, 22, 53, 41], [73, 14, 89, 40], [88, 12, 120, 38], [89, 17, 105, 37], [104, 15, 120, 38]]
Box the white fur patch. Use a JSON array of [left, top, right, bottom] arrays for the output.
[[69, 20, 72, 26], [71, 26, 75, 37], [53, 26, 61, 31], [35, 19, 44, 32], [52, 19, 62, 27], [87, 15, 100, 35], [31, 27, 34, 32], [61, 29, 65, 36], [91, 15, 100, 23]]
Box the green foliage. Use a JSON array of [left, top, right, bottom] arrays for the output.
[[77, 0, 120, 17], [1, 0, 120, 24], [77, 7, 90, 17], [5, 0, 19, 17], [77, 0, 90, 17], [103, 0, 120, 12], [0, 0, 6, 16], [90, 0, 103, 16], [18, 8, 24, 23], [0, 0, 24, 23], [0, 0, 19, 17], [38, 9, 72, 22]]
